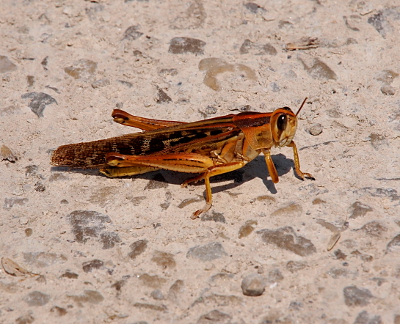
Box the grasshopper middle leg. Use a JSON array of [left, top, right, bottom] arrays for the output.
[[182, 162, 246, 219]]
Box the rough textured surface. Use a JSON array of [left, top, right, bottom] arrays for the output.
[[0, 0, 399, 323]]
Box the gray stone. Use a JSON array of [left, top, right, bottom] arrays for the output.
[[187, 242, 228, 261], [197, 309, 232, 324], [241, 273, 266, 296], [343, 286, 373, 307], [24, 291, 50, 306], [257, 226, 316, 256]]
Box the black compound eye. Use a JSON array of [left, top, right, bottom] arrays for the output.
[[277, 114, 287, 131]]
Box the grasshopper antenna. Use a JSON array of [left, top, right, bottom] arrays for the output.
[[296, 97, 308, 116]]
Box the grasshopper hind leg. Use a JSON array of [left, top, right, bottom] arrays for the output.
[[181, 173, 213, 219], [100, 166, 160, 177], [191, 176, 213, 219]]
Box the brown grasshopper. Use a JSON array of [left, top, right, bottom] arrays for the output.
[[51, 98, 314, 219]]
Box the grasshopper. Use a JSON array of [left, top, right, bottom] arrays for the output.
[[51, 98, 314, 219]]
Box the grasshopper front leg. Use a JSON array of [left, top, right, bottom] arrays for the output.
[[262, 143, 314, 183], [262, 148, 279, 183], [287, 141, 315, 180]]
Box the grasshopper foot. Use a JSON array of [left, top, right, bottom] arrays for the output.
[[304, 173, 315, 181], [295, 168, 315, 181], [191, 202, 212, 219]]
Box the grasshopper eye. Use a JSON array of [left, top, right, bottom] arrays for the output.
[[277, 114, 287, 131]]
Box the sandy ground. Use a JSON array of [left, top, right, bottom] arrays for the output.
[[1, 0, 400, 323]]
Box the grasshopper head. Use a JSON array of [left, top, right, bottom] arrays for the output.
[[271, 98, 307, 147], [271, 107, 297, 147]]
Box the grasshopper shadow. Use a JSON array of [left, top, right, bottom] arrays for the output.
[[50, 153, 297, 195], [207, 153, 294, 195]]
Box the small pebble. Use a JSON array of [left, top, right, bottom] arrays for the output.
[[4, 197, 28, 210], [34, 182, 46, 192], [23, 252, 67, 268], [205, 105, 217, 115], [270, 82, 280, 92], [200, 211, 226, 223], [111, 279, 127, 292], [238, 220, 257, 238], [199, 58, 256, 91], [23, 291, 51, 306], [170, 0, 205, 29], [138, 273, 167, 289], [197, 310, 232, 324], [92, 78, 110, 88], [67, 210, 120, 248], [358, 221, 387, 237], [354, 311, 382, 324], [368, 11, 387, 38], [266, 268, 284, 284], [349, 201, 373, 219], [168, 37, 206, 55], [145, 173, 168, 189], [186, 242, 228, 261], [151, 251, 176, 269], [100, 231, 121, 249], [15, 314, 35, 324], [21, 92, 57, 117], [156, 87, 172, 103], [241, 273, 266, 296], [240, 39, 276, 55], [308, 123, 323, 136], [299, 57, 337, 80], [168, 279, 184, 301], [244, 2, 266, 13], [343, 286, 373, 307], [60, 271, 79, 279], [375, 70, 398, 84], [82, 259, 104, 273], [123, 25, 143, 40], [0, 55, 17, 73], [41, 56, 48, 70], [50, 306, 67, 317], [27, 75, 34, 86], [387, 234, 400, 252], [64, 59, 97, 80], [257, 226, 316, 256], [118, 80, 133, 87], [158, 68, 178, 76], [150, 289, 164, 300], [381, 85, 395, 95], [0, 145, 17, 162], [69, 290, 104, 304], [286, 260, 307, 273]]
